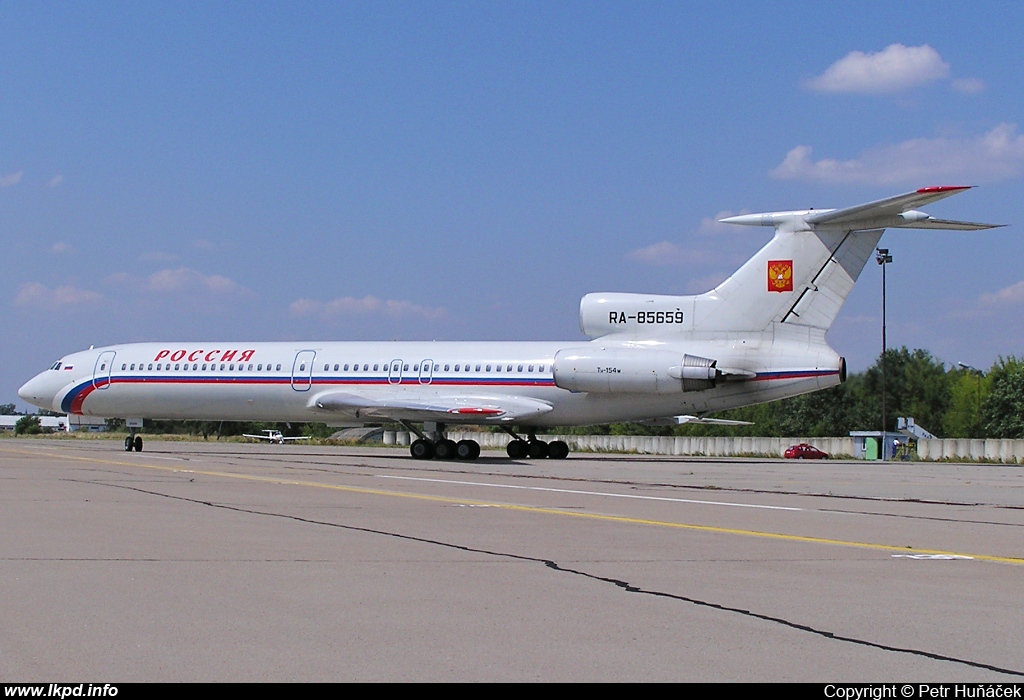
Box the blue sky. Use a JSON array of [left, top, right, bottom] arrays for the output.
[[3, 3, 1023, 407]]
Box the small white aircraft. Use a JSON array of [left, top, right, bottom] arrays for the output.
[[19, 187, 999, 459], [242, 429, 311, 445]]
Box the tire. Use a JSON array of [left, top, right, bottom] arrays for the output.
[[410, 439, 435, 460], [506, 439, 528, 459], [124, 436, 134, 452], [434, 439, 457, 460], [134, 436, 143, 452], [547, 440, 569, 460], [456, 439, 480, 460], [527, 440, 549, 459]]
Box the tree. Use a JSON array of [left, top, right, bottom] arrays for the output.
[[853, 347, 951, 435], [942, 369, 990, 438], [0, 403, 17, 416], [979, 357, 1024, 438], [15, 416, 41, 435]]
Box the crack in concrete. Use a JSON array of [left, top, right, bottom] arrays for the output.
[[81, 478, 1024, 678]]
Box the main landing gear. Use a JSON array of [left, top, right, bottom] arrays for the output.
[[500, 426, 569, 460], [404, 421, 481, 461], [123, 430, 143, 452], [401, 422, 569, 461]]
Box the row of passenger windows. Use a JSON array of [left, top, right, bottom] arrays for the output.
[[121, 363, 283, 372], [116, 361, 549, 373], [323, 363, 548, 373]]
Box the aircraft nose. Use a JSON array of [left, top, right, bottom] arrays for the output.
[[18, 373, 56, 410]]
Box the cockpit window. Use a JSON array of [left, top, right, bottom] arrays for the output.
[[50, 362, 62, 371]]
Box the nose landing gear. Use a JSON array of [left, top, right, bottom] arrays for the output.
[[124, 431, 143, 452]]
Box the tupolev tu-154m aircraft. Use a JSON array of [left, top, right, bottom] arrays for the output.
[[19, 186, 1000, 460]]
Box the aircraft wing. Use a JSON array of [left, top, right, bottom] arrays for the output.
[[312, 391, 554, 423], [281, 436, 311, 441], [243, 433, 273, 440], [805, 186, 1003, 230]]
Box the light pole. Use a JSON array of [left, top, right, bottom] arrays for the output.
[[876, 248, 893, 460]]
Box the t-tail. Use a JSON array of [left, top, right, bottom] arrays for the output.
[[579, 186, 1000, 340]]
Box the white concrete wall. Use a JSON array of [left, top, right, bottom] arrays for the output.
[[915, 438, 1024, 463], [432, 433, 1024, 462], [444, 432, 855, 458]]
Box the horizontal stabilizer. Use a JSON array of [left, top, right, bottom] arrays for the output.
[[721, 186, 1002, 232]]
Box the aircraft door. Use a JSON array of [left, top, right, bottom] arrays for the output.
[[388, 359, 403, 385], [93, 351, 116, 390], [291, 350, 316, 391], [419, 359, 433, 385]]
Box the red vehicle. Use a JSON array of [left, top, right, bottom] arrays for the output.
[[784, 443, 829, 460]]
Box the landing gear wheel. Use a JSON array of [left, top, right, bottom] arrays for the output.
[[506, 439, 528, 459], [124, 436, 134, 452], [547, 440, 569, 460], [434, 439, 457, 460], [410, 438, 435, 460], [528, 440, 549, 459], [134, 436, 143, 452], [456, 439, 480, 460]]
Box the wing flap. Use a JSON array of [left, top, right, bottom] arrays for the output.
[[312, 391, 553, 422]]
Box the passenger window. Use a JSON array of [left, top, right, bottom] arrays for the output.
[[528, 365, 534, 372], [298, 363, 304, 371], [485, 365, 491, 372], [276, 364, 282, 371], [444, 365, 450, 371], [475, 365, 481, 371], [363, 364, 369, 371], [373, 364, 379, 371], [434, 364, 439, 371], [100, 363, 106, 371], [413, 364, 419, 372], [506, 364, 512, 372], [148, 364, 153, 370], [454, 364, 460, 371], [175, 364, 180, 370], [518, 365, 523, 372]]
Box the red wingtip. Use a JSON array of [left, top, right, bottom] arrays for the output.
[[916, 185, 971, 193]]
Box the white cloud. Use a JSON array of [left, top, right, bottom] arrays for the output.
[[1, 171, 23, 187], [49, 242, 73, 255], [147, 267, 246, 294], [806, 44, 950, 94], [627, 242, 722, 267], [952, 77, 985, 95], [45, 174, 64, 188], [980, 281, 1024, 306], [290, 295, 447, 321], [14, 283, 104, 309], [770, 123, 1024, 185], [627, 210, 751, 268], [106, 267, 250, 296]]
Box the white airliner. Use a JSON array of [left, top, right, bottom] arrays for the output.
[[242, 429, 312, 445], [19, 187, 999, 459]]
